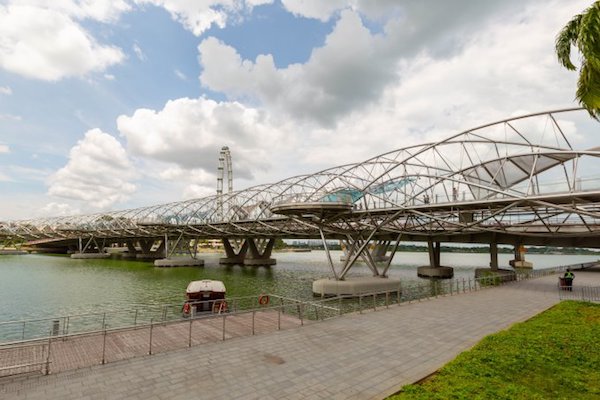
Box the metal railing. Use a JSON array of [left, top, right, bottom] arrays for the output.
[[558, 285, 600, 302], [0, 294, 331, 344]]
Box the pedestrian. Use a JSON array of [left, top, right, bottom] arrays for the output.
[[564, 268, 575, 291]]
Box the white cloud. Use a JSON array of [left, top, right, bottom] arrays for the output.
[[0, 144, 9, 153], [117, 97, 280, 177], [284, 0, 590, 167], [0, 5, 124, 81], [133, 42, 146, 61], [39, 202, 80, 217], [0, 171, 11, 182], [199, 10, 400, 127], [134, 0, 273, 36], [0, 86, 12, 95], [11, 0, 131, 22], [0, 114, 22, 121], [280, 0, 348, 21], [47, 129, 137, 208]]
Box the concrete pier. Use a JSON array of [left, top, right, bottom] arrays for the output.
[[243, 238, 276, 266], [154, 258, 204, 267], [312, 276, 401, 296], [0, 250, 28, 255], [417, 240, 454, 278], [509, 245, 533, 268], [70, 253, 110, 259], [417, 265, 454, 278]]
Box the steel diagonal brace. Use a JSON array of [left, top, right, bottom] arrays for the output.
[[319, 227, 339, 280], [336, 209, 407, 279]]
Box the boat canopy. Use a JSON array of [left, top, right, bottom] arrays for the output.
[[186, 280, 226, 294]]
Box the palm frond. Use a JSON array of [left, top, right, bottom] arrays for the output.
[[577, 2, 600, 70], [556, 13, 582, 71], [576, 62, 600, 120]]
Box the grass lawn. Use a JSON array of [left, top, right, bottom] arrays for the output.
[[390, 301, 600, 399]]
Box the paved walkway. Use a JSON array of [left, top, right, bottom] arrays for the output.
[[2, 269, 599, 400]]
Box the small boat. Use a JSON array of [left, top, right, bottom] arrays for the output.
[[182, 280, 227, 317]]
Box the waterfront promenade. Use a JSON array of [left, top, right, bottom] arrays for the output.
[[2, 269, 599, 400]]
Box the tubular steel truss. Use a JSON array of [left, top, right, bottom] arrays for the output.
[[3, 108, 600, 248]]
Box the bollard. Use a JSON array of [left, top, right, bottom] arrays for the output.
[[252, 311, 256, 335], [149, 318, 153, 355], [188, 318, 193, 347], [278, 306, 281, 330], [22, 321, 26, 341], [222, 315, 226, 341], [101, 324, 107, 364], [134, 309, 138, 327], [359, 295, 363, 314], [45, 332, 52, 375]]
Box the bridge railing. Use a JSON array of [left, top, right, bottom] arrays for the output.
[[0, 294, 335, 344]]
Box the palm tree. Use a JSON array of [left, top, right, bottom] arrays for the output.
[[556, 1, 600, 119]]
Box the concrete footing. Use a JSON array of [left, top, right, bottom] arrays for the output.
[[417, 265, 454, 279], [312, 277, 401, 297], [509, 260, 533, 268], [71, 253, 110, 259], [135, 254, 163, 260], [244, 258, 276, 266], [154, 258, 204, 267], [219, 257, 245, 265], [0, 250, 28, 255]]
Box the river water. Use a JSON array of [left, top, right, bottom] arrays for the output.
[[1, 251, 597, 325]]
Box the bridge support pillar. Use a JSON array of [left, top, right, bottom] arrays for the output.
[[475, 239, 516, 281], [490, 242, 499, 270], [244, 238, 276, 266], [509, 245, 533, 268], [70, 236, 110, 259], [122, 240, 138, 258], [219, 239, 249, 265], [417, 240, 453, 278], [155, 235, 204, 267], [135, 239, 164, 260]]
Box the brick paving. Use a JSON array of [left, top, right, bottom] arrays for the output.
[[0, 310, 304, 376], [1, 269, 599, 400]]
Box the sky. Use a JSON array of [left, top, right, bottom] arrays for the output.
[[0, 0, 597, 220]]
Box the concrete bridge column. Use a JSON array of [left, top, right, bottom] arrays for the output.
[[135, 239, 164, 260], [509, 244, 533, 268], [70, 236, 110, 259], [155, 234, 204, 267], [475, 238, 517, 281], [219, 239, 249, 265], [244, 238, 276, 266], [490, 242, 498, 271], [417, 240, 454, 278], [122, 240, 138, 259]]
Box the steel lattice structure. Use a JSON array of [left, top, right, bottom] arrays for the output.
[[2, 108, 600, 249]]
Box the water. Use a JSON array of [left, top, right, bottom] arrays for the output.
[[0, 251, 597, 325]]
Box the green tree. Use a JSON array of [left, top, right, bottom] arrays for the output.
[[556, 1, 600, 119]]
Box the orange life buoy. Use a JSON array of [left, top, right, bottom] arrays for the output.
[[212, 300, 228, 314], [258, 294, 270, 306], [183, 302, 191, 314]]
